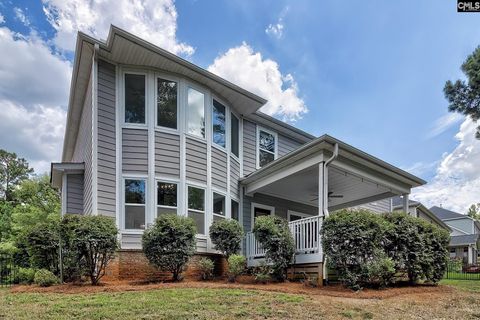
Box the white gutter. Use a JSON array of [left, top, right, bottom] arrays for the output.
[[322, 143, 339, 216]]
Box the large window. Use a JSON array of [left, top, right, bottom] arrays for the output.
[[231, 199, 239, 221], [231, 113, 239, 157], [212, 100, 226, 148], [157, 78, 178, 129], [157, 182, 177, 217], [258, 128, 277, 167], [187, 88, 205, 138], [124, 74, 146, 124], [188, 186, 205, 234], [124, 179, 146, 229], [213, 192, 226, 223]]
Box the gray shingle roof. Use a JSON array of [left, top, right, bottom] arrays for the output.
[[430, 206, 465, 220], [450, 234, 480, 246]]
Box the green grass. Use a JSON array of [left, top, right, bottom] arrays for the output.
[[0, 288, 319, 320], [440, 279, 480, 292]]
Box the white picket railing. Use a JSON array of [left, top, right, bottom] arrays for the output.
[[246, 215, 323, 266]]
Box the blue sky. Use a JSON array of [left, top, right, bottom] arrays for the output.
[[0, 0, 478, 211]]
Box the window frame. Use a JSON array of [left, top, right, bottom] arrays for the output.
[[212, 99, 227, 150], [122, 70, 148, 128], [230, 112, 240, 159], [123, 177, 147, 232], [250, 202, 275, 231], [156, 179, 179, 218], [154, 74, 180, 133], [231, 198, 240, 222], [256, 126, 278, 169], [212, 191, 227, 222], [186, 85, 207, 140], [287, 210, 311, 222], [187, 184, 206, 235]]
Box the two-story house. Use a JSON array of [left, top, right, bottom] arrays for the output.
[[430, 206, 480, 265], [50, 26, 425, 282]]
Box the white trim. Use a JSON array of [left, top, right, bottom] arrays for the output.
[[256, 126, 278, 169], [91, 45, 99, 215], [187, 184, 207, 235], [122, 70, 148, 127], [154, 73, 180, 133], [212, 190, 227, 218], [185, 85, 207, 140], [211, 98, 228, 150], [115, 65, 122, 230], [121, 176, 148, 232], [250, 202, 275, 231], [156, 180, 179, 218], [287, 210, 311, 221], [61, 174, 67, 216], [147, 70, 156, 228]]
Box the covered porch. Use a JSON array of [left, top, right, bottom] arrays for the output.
[[241, 135, 425, 271]]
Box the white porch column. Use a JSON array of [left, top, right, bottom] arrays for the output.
[[468, 246, 474, 265], [318, 162, 326, 216], [402, 193, 409, 214]]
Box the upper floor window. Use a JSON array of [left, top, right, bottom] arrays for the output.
[[187, 88, 205, 138], [124, 179, 146, 230], [258, 128, 277, 167], [212, 100, 226, 148], [124, 74, 146, 124], [231, 113, 239, 157], [157, 181, 177, 216], [157, 78, 178, 129]]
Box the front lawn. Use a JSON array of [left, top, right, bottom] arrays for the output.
[[440, 278, 480, 292]]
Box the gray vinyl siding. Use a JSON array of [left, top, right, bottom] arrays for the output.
[[278, 134, 303, 157], [242, 120, 256, 175], [122, 233, 208, 251], [185, 137, 207, 183], [230, 157, 240, 199], [71, 72, 93, 214], [242, 193, 318, 232], [97, 60, 117, 217], [66, 174, 84, 214], [211, 147, 227, 190], [155, 131, 180, 178], [355, 199, 392, 213], [122, 128, 148, 174]]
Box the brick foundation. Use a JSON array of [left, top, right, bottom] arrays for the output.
[[104, 250, 227, 282]]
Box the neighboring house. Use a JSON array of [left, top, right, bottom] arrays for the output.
[[50, 26, 425, 282], [430, 206, 480, 265]]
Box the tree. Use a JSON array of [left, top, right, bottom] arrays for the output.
[[209, 219, 244, 258], [467, 203, 480, 220], [0, 149, 33, 201], [444, 46, 480, 139]]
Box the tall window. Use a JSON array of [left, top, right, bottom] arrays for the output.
[[124, 179, 146, 229], [212, 100, 226, 148], [231, 114, 239, 157], [157, 78, 177, 129], [213, 192, 226, 223], [187, 88, 205, 138], [231, 199, 239, 221], [157, 182, 177, 216], [258, 129, 276, 167], [124, 74, 145, 124], [188, 186, 205, 234]]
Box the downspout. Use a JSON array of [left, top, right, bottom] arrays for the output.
[[322, 143, 339, 217]]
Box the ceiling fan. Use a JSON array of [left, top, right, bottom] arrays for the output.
[[310, 191, 344, 202]]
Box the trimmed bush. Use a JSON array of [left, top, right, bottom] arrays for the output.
[[67, 215, 118, 285], [253, 216, 295, 281], [227, 254, 245, 282], [321, 209, 392, 290], [360, 250, 395, 288], [209, 219, 244, 258], [34, 269, 58, 287], [143, 214, 196, 281], [16, 267, 36, 284], [25, 222, 60, 274], [197, 257, 215, 280]]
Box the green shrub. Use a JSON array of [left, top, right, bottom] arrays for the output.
[[25, 222, 60, 274], [197, 257, 215, 280], [321, 209, 392, 290], [16, 267, 36, 284], [448, 257, 463, 273], [253, 216, 294, 281], [209, 219, 244, 258], [253, 262, 272, 284], [227, 254, 245, 282], [143, 214, 196, 281], [34, 269, 58, 287], [59, 215, 84, 282], [360, 250, 395, 288], [67, 215, 118, 285]]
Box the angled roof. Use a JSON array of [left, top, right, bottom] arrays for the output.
[[450, 234, 480, 246], [391, 196, 450, 231], [430, 206, 465, 220], [391, 196, 420, 207]]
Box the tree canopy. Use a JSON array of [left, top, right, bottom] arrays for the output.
[[467, 203, 480, 220], [0, 149, 33, 201], [444, 46, 480, 139]]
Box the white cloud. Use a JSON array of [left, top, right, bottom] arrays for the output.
[[426, 112, 463, 139], [0, 12, 5, 24], [42, 0, 194, 56], [208, 42, 307, 121], [402, 160, 439, 177], [13, 7, 30, 26], [413, 118, 480, 213], [265, 6, 288, 39], [0, 27, 71, 174]]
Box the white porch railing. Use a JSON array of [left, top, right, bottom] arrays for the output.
[[246, 216, 323, 266]]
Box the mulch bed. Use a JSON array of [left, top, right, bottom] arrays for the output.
[[10, 277, 454, 300]]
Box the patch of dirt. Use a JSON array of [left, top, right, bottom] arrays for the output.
[[10, 277, 454, 300]]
